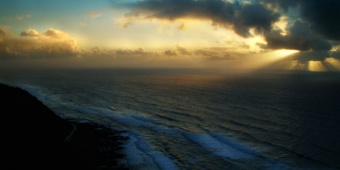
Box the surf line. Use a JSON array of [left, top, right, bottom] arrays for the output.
[[64, 123, 78, 142]]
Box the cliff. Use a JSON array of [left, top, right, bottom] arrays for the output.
[[0, 83, 127, 169]]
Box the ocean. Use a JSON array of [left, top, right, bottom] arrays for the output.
[[1, 68, 340, 169]]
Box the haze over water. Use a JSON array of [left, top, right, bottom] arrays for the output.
[[1, 68, 339, 169]]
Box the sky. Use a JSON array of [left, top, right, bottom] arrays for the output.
[[1, 0, 340, 71]]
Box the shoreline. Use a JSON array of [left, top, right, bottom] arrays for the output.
[[1, 83, 128, 169]]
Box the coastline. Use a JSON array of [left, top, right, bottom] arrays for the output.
[[0, 83, 128, 169]]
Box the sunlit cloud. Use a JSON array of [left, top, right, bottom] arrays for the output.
[[0, 27, 79, 58], [44, 29, 71, 39], [116, 18, 134, 28], [273, 16, 288, 36], [164, 50, 177, 56], [21, 29, 39, 37], [175, 44, 191, 55]]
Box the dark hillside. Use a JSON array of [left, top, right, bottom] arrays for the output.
[[0, 83, 127, 169]]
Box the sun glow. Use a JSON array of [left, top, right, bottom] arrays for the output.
[[275, 49, 299, 57]]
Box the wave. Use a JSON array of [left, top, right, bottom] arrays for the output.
[[183, 132, 259, 159], [122, 132, 179, 170]]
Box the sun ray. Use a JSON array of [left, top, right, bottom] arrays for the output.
[[325, 58, 340, 70], [236, 49, 299, 70], [289, 60, 306, 70], [308, 61, 326, 72]]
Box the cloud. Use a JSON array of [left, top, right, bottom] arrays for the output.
[[164, 50, 177, 56], [206, 53, 236, 61], [292, 51, 330, 63], [119, 0, 280, 37], [260, 0, 340, 41], [258, 0, 340, 62], [331, 51, 340, 60], [21, 29, 39, 37], [262, 20, 332, 51], [16, 14, 31, 21], [114, 48, 154, 56], [194, 48, 238, 61], [0, 29, 5, 41], [0, 28, 79, 58], [114, 0, 340, 62], [175, 44, 191, 55], [233, 2, 280, 37], [44, 28, 70, 39], [86, 10, 102, 18], [116, 17, 134, 28], [299, 0, 340, 41], [195, 49, 219, 57]]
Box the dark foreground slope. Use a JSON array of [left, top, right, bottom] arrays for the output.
[[0, 83, 128, 169]]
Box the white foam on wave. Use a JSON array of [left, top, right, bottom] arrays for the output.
[[122, 132, 179, 170], [71, 105, 97, 114], [265, 161, 297, 170], [184, 133, 258, 159], [16, 84, 51, 102], [6, 86, 264, 167], [151, 126, 182, 136], [114, 114, 158, 127], [103, 110, 261, 161], [69, 106, 159, 128], [73, 107, 262, 161]]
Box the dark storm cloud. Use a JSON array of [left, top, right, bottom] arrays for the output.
[[262, 20, 332, 51], [233, 2, 279, 37], [113, 0, 340, 61], [293, 51, 330, 63], [121, 0, 280, 37], [124, 0, 235, 22], [259, 0, 298, 11], [261, 0, 340, 41], [259, 0, 340, 61], [299, 0, 340, 41], [330, 51, 340, 60]]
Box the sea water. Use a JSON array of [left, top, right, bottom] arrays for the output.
[[1, 68, 340, 169]]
